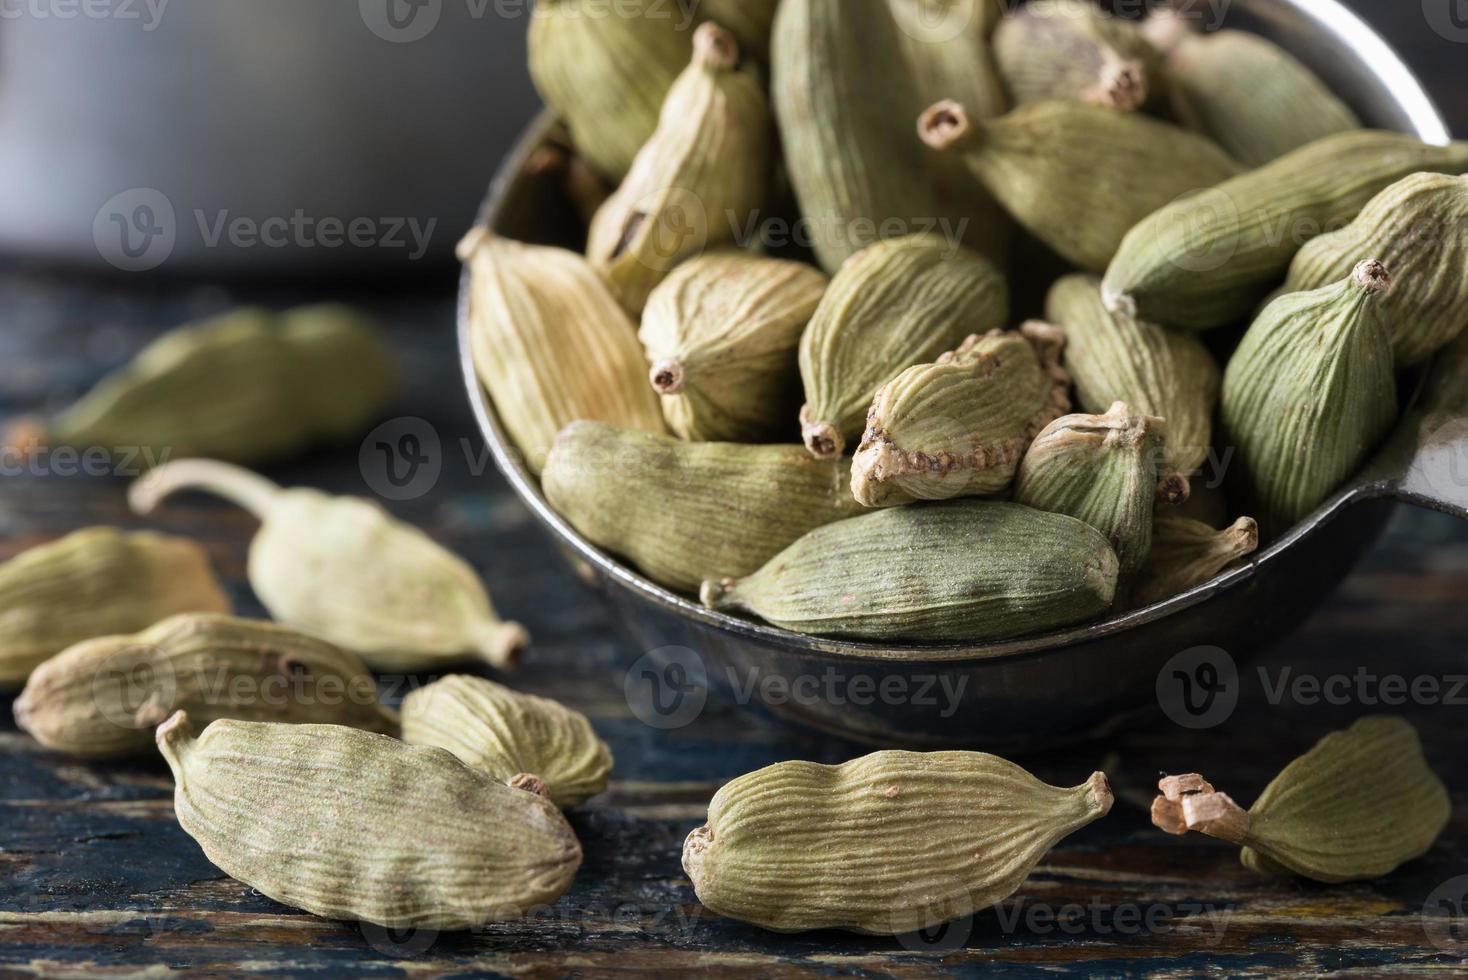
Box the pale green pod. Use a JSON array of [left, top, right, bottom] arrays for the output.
[[401, 675, 612, 809], [640, 252, 829, 442], [683, 750, 1113, 934], [1103, 132, 1468, 331], [850, 323, 1072, 507], [1152, 717, 1449, 883], [1144, 8, 1360, 167], [1129, 516, 1259, 607], [994, 0, 1158, 110], [14, 614, 395, 759], [1045, 274, 1220, 475], [129, 460, 528, 672], [1221, 261, 1397, 537], [1015, 403, 1182, 579], [158, 712, 582, 929], [543, 421, 865, 593], [798, 235, 1008, 458], [458, 228, 665, 474], [920, 99, 1240, 273], [1280, 173, 1468, 366], [587, 24, 772, 314], [0, 528, 230, 691], [527, 0, 693, 181], [19, 306, 398, 467], [700, 500, 1120, 642]]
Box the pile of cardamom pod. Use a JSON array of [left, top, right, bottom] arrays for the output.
[[463, 0, 1468, 645]]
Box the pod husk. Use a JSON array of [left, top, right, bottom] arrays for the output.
[[1129, 516, 1259, 607], [994, 0, 1159, 111]]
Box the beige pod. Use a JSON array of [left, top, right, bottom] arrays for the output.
[[0, 528, 230, 691], [1128, 516, 1259, 608], [683, 750, 1113, 934], [14, 614, 395, 759], [157, 711, 582, 929], [850, 324, 1072, 507], [458, 228, 665, 474], [798, 234, 1008, 459], [542, 421, 865, 593], [401, 675, 612, 808], [640, 252, 829, 442], [129, 460, 528, 672], [994, 0, 1159, 110], [1045, 274, 1220, 475], [1152, 716, 1449, 883], [919, 99, 1239, 273], [587, 23, 772, 315]]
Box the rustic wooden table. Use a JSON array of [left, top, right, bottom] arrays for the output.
[[4, 3, 1468, 976]]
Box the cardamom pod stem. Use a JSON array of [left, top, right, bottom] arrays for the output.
[[1128, 516, 1259, 607], [130, 459, 528, 671], [697, 0, 780, 61], [994, 0, 1159, 111], [1152, 717, 1449, 883]]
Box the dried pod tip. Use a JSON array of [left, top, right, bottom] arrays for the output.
[[4, 416, 45, 456], [1100, 282, 1138, 319], [456, 224, 494, 263], [650, 359, 686, 395], [692, 22, 740, 71], [128, 458, 281, 519], [1139, 6, 1195, 55], [1229, 517, 1261, 553], [1352, 259, 1392, 294], [1091, 59, 1148, 111], [699, 577, 737, 610], [917, 100, 972, 152], [476, 621, 531, 671], [509, 773, 550, 799], [1020, 319, 1068, 361], [154, 708, 194, 753], [1088, 771, 1115, 815], [799, 410, 844, 460], [1156, 473, 1192, 506], [1150, 772, 1250, 843]]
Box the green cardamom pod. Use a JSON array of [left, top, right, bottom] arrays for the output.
[[458, 228, 665, 474], [543, 421, 864, 593], [1221, 260, 1397, 537], [0, 528, 230, 691], [920, 99, 1239, 273], [700, 500, 1119, 642], [1143, 8, 1360, 167], [850, 323, 1072, 507], [798, 234, 1008, 459], [684, 750, 1113, 934], [157, 711, 582, 928], [1103, 132, 1468, 331], [14, 614, 394, 759], [587, 23, 771, 315], [1015, 403, 1184, 579], [527, 0, 693, 182], [1045, 273, 1220, 475], [401, 675, 612, 809], [1152, 716, 1449, 883], [697, 0, 780, 61], [1128, 516, 1259, 607], [129, 460, 528, 672], [640, 251, 828, 442], [994, 0, 1159, 111], [13, 306, 398, 467], [1279, 173, 1468, 366]]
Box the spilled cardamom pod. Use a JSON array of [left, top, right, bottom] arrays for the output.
[[1103, 132, 1468, 331], [920, 99, 1239, 273], [543, 421, 864, 593], [700, 500, 1119, 642], [994, 0, 1158, 111], [683, 750, 1112, 934], [1143, 7, 1360, 167], [1129, 516, 1259, 607], [1045, 273, 1220, 475], [1152, 716, 1449, 883], [587, 23, 771, 314], [1015, 403, 1184, 579], [14, 614, 394, 759], [1280, 173, 1468, 366], [401, 675, 612, 809], [527, 0, 693, 181], [458, 227, 665, 474], [799, 234, 1008, 459], [158, 711, 581, 928], [640, 251, 828, 442], [11, 306, 398, 467], [129, 460, 528, 672], [1221, 260, 1397, 536], [0, 528, 230, 691], [850, 323, 1072, 507]]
